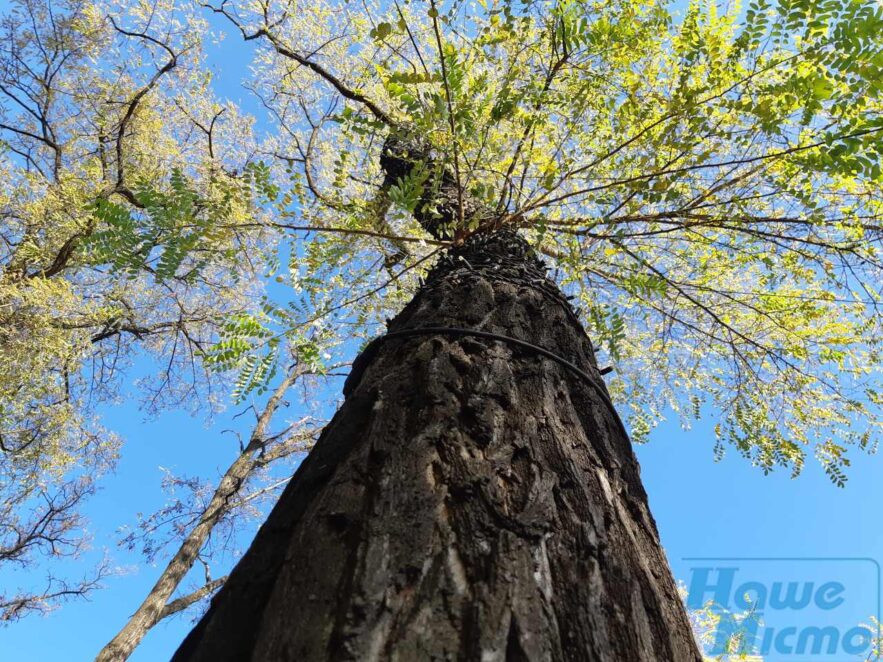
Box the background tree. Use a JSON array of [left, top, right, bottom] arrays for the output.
[[0, 0, 273, 619], [97, 353, 332, 661]]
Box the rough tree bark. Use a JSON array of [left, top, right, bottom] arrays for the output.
[[172, 136, 701, 661]]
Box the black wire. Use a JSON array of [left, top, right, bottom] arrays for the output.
[[378, 326, 629, 440]]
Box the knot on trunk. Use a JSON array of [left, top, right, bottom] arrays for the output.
[[380, 131, 497, 241], [380, 132, 430, 187]]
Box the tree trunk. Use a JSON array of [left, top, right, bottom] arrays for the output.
[[172, 229, 701, 661]]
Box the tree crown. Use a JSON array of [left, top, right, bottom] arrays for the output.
[[206, 0, 883, 484]]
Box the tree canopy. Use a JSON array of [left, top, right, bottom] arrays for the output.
[[204, 0, 883, 484], [1, 0, 882, 633]]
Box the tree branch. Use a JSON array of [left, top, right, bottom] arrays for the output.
[[158, 577, 228, 620]]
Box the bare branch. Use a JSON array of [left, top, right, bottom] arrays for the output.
[[158, 577, 228, 620], [203, 2, 393, 125], [0, 557, 111, 622]]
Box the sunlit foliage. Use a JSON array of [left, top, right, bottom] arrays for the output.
[[197, 0, 883, 486], [0, 0, 269, 615]]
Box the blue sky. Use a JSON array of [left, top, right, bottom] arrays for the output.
[[0, 1, 881, 660]]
